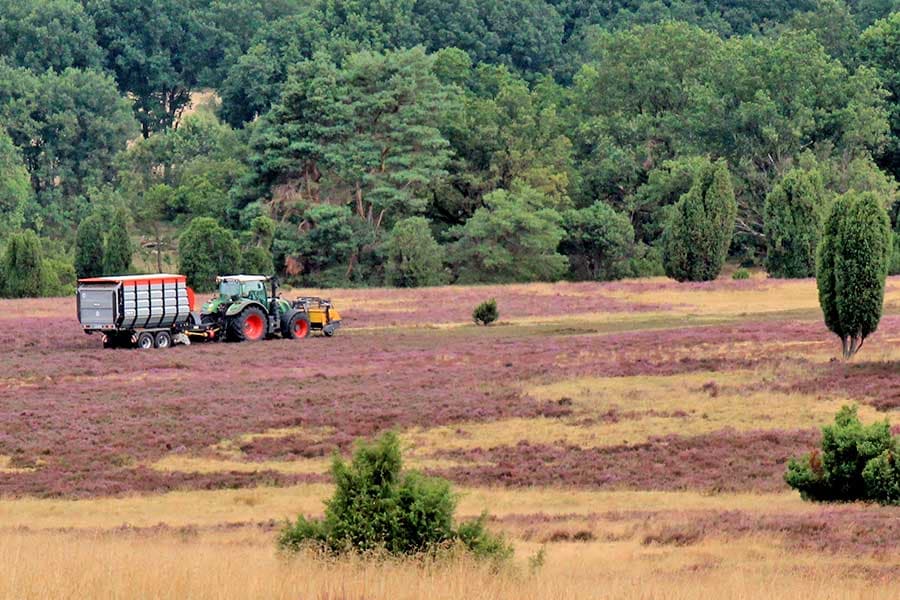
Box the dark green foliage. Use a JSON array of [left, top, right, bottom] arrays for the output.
[[561, 202, 634, 281], [74, 214, 106, 278], [662, 159, 737, 282], [786, 405, 899, 505], [0, 128, 31, 238], [816, 191, 891, 358], [41, 256, 77, 296], [449, 185, 567, 283], [385, 217, 447, 287], [2, 230, 44, 298], [253, 47, 452, 230], [0, 63, 137, 225], [473, 298, 499, 326], [103, 208, 132, 274], [763, 168, 826, 278], [85, 0, 203, 138], [178, 217, 241, 292], [277, 432, 512, 560], [860, 11, 900, 180], [0, 0, 105, 73], [241, 246, 274, 275]]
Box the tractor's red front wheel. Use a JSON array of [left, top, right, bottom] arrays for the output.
[[228, 307, 267, 342], [283, 312, 310, 339]]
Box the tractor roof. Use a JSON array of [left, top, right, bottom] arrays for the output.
[[216, 274, 271, 283]]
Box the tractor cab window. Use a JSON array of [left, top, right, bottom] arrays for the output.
[[219, 280, 241, 298], [243, 281, 267, 303]]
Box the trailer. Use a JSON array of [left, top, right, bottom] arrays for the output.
[[77, 274, 197, 349]]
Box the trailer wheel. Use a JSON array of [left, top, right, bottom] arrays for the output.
[[155, 330, 173, 349], [137, 332, 155, 349], [228, 307, 267, 342], [284, 313, 310, 339]]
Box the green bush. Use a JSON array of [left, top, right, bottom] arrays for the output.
[[785, 405, 898, 504], [41, 257, 77, 296], [178, 217, 241, 292], [2, 229, 44, 298], [816, 192, 891, 359], [277, 432, 511, 561], [473, 298, 499, 326], [662, 159, 736, 282], [732, 268, 750, 280], [384, 217, 447, 287]]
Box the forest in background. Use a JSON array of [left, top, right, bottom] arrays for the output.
[[0, 0, 898, 293]]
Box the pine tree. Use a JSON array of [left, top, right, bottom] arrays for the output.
[[662, 159, 736, 282]]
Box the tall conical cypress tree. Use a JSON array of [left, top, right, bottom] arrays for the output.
[[2, 229, 44, 298], [817, 191, 891, 358], [662, 159, 736, 282], [764, 168, 826, 278], [74, 214, 106, 278], [103, 208, 133, 274]]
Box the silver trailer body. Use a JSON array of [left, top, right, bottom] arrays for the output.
[[77, 274, 192, 333]]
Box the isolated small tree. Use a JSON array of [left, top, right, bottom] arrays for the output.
[[561, 202, 634, 281], [74, 214, 106, 278], [817, 192, 891, 359], [764, 168, 826, 278], [2, 230, 44, 298], [103, 208, 133, 274], [278, 432, 511, 560], [178, 217, 241, 292], [786, 405, 897, 504], [473, 299, 498, 326], [662, 159, 736, 282], [385, 217, 447, 287]]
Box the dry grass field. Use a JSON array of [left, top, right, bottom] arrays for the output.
[[2, 273, 900, 598]]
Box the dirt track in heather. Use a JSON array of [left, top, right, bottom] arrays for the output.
[[2, 276, 900, 582]]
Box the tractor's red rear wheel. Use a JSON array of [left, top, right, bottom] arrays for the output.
[[228, 307, 267, 342]]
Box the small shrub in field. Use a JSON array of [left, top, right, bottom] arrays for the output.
[[278, 432, 512, 561], [785, 405, 899, 504], [731, 268, 750, 280], [473, 299, 498, 326]]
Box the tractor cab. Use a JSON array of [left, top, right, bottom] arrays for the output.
[[217, 275, 269, 304]]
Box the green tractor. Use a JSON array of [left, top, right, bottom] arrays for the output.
[[199, 275, 311, 341]]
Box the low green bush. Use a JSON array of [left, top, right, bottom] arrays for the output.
[[785, 405, 899, 504], [473, 298, 498, 326], [278, 432, 512, 562], [731, 268, 750, 280]]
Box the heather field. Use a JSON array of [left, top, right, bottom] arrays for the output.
[[3, 275, 900, 598]]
